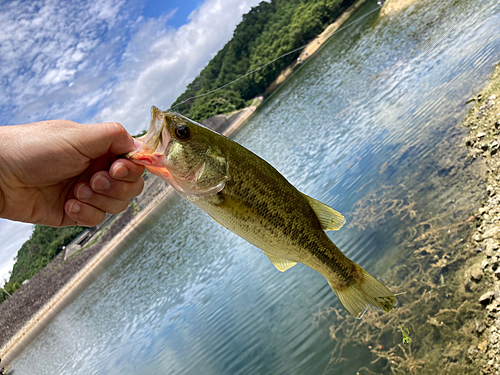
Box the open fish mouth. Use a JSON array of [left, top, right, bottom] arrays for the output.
[[126, 107, 173, 180]]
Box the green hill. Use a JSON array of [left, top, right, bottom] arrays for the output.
[[0, 225, 84, 303], [1, 0, 358, 304], [171, 0, 357, 121]]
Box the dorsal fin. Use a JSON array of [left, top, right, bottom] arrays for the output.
[[263, 251, 297, 272], [301, 193, 346, 231]]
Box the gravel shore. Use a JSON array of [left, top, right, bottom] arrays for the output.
[[0, 105, 257, 365], [1, 21, 499, 374], [462, 62, 500, 374], [0, 206, 135, 350]]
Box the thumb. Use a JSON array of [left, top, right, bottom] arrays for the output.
[[79, 122, 136, 158]]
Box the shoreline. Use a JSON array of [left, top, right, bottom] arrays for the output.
[[379, 0, 420, 16], [2, 2, 493, 369], [0, 3, 373, 361], [460, 62, 500, 372], [265, 0, 370, 94], [315, 62, 500, 374], [0, 104, 257, 365]]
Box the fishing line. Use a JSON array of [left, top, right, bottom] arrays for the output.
[[169, 2, 384, 111]]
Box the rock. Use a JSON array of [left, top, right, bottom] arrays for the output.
[[482, 260, 490, 270], [493, 257, 500, 271], [467, 344, 479, 362], [471, 263, 483, 281], [480, 291, 496, 305], [483, 227, 500, 240], [487, 242, 499, 253], [477, 132, 487, 139], [488, 185, 496, 197], [487, 303, 499, 312], [491, 141, 499, 155], [486, 246, 496, 257], [476, 321, 487, 335]]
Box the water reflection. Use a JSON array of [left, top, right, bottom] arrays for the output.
[[10, 0, 500, 373]]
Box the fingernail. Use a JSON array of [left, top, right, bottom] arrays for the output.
[[113, 165, 128, 179], [68, 201, 81, 214], [133, 138, 143, 149], [92, 175, 110, 190], [77, 185, 93, 200]]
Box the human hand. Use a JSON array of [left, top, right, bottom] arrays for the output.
[[0, 120, 144, 227]]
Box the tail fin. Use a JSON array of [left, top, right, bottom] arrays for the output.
[[329, 266, 397, 319]]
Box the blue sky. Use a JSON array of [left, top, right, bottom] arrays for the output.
[[0, 0, 262, 283]]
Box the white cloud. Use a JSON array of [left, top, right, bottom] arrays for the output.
[[91, 0, 262, 134], [1, 0, 262, 134], [0, 0, 129, 124], [0, 220, 34, 284], [0, 0, 263, 279]]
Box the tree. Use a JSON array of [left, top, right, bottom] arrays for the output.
[[171, 0, 356, 121]]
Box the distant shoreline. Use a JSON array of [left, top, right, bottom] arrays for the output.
[[0, 104, 258, 365], [265, 0, 371, 94], [379, 0, 420, 16], [0, 0, 376, 365]]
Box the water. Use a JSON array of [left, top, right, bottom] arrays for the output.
[[9, 0, 500, 373]]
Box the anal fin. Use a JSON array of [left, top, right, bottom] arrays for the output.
[[263, 251, 297, 272]]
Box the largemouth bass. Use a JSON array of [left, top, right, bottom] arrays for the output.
[[127, 107, 397, 318]]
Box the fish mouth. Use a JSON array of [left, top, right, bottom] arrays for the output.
[[126, 106, 173, 180], [128, 150, 173, 180]]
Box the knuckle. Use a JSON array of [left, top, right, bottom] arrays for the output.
[[117, 184, 131, 200], [80, 205, 105, 227], [106, 121, 123, 135], [115, 180, 142, 200], [134, 179, 145, 195], [108, 201, 129, 215], [88, 213, 106, 227]]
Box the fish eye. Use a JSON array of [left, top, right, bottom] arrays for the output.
[[174, 125, 190, 140]]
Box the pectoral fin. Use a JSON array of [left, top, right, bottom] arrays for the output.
[[301, 193, 346, 231], [263, 251, 297, 272]]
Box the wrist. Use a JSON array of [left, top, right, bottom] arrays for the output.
[[0, 184, 4, 218], [0, 125, 15, 220], [0, 128, 7, 218]]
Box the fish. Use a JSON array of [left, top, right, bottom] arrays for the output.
[[127, 106, 397, 318]]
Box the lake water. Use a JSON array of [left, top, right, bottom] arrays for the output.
[[9, 0, 500, 373]]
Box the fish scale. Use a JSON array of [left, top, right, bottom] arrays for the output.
[[127, 106, 397, 318]]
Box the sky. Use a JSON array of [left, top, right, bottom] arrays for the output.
[[0, 0, 263, 283]]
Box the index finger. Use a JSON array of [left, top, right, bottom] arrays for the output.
[[109, 158, 145, 182]]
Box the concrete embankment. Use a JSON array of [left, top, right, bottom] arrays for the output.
[[0, 0, 381, 362], [379, 0, 420, 16], [0, 103, 257, 365]]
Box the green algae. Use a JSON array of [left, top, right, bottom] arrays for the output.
[[314, 121, 490, 373]]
